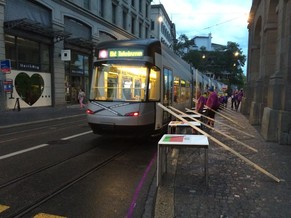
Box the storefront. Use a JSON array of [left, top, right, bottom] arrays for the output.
[[64, 50, 90, 104], [63, 17, 94, 104], [3, 0, 54, 109], [3, 1, 94, 108]]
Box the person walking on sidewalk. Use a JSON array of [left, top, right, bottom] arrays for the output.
[[231, 89, 238, 110], [196, 89, 206, 113], [205, 86, 219, 127], [235, 89, 243, 111], [78, 88, 86, 108]]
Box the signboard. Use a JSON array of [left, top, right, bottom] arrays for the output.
[[108, 49, 143, 58], [3, 79, 13, 92], [61, 50, 71, 61], [1, 59, 11, 74], [98, 49, 144, 59]]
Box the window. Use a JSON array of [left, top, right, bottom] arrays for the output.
[[70, 53, 89, 75], [131, 16, 136, 34], [139, 22, 142, 38], [91, 64, 147, 101], [151, 20, 155, 30], [112, 3, 117, 24], [145, 3, 149, 18], [90, 63, 160, 102], [100, 0, 105, 17], [148, 67, 161, 101], [123, 9, 127, 29], [5, 34, 50, 72], [84, 0, 90, 10], [145, 27, 148, 38], [173, 76, 180, 102], [139, 0, 142, 12], [131, 0, 135, 7]]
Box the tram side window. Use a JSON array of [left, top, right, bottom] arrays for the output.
[[185, 81, 191, 101], [148, 67, 161, 101], [180, 80, 186, 102], [173, 76, 180, 102]]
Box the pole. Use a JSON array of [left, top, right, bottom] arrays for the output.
[[204, 104, 244, 129], [157, 103, 281, 183], [185, 108, 255, 138], [170, 106, 257, 152]]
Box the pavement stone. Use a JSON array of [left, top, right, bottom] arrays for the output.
[[1, 105, 291, 217], [154, 108, 291, 218]]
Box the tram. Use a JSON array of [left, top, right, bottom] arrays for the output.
[[86, 39, 220, 136]]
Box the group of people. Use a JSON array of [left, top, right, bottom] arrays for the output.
[[195, 86, 243, 128]]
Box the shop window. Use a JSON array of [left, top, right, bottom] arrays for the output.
[[5, 34, 50, 72], [18, 37, 39, 68]]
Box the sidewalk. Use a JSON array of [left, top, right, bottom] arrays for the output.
[[154, 109, 291, 218], [0, 105, 86, 128]]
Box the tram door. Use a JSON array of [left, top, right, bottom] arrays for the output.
[[163, 68, 173, 123], [107, 78, 117, 99]]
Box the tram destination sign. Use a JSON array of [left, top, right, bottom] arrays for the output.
[[108, 49, 144, 58]]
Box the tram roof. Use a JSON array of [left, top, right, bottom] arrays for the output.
[[96, 39, 162, 55]]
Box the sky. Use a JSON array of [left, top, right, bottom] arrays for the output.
[[151, 0, 253, 73]]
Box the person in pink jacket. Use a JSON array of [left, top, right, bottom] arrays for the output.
[[196, 89, 206, 113], [205, 86, 219, 127]]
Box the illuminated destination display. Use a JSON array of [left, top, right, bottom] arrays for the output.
[[108, 49, 144, 58]]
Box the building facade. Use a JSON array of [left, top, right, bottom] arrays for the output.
[[242, 0, 291, 145], [150, 4, 175, 49], [0, 0, 152, 110]]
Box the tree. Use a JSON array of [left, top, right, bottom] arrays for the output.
[[173, 34, 194, 57], [174, 36, 246, 89]]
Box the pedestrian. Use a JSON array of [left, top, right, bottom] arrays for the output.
[[231, 89, 238, 110], [78, 88, 86, 108], [196, 89, 206, 113], [205, 86, 219, 127], [235, 89, 244, 111]]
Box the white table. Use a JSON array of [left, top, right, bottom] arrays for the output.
[[157, 134, 209, 187], [167, 120, 201, 134]]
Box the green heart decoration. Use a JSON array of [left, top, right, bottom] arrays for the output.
[[15, 72, 44, 106]]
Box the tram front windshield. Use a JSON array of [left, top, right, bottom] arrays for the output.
[[90, 62, 160, 102]]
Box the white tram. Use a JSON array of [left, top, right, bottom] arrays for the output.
[[86, 39, 221, 136]]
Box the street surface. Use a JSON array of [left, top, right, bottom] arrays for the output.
[[0, 116, 157, 217]]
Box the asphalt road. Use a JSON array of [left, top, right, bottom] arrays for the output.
[[0, 116, 157, 218]]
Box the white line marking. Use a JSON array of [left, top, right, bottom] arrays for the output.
[[61, 131, 92, 140], [0, 131, 93, 160], [0, 144, 49, 160]]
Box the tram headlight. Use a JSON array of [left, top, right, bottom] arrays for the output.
[[125, 111, 139, 116]]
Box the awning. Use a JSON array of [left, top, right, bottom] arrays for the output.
[[4, 18, 71, 42], [65, 37, 97, 48]]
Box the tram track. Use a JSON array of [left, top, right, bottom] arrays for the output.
[[2, 145, 133, 218], [0, 144, 96, 189]]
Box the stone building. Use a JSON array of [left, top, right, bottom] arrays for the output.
[[0, 0, 152, 110], [242, 0, 291, 144], [150, 4, 176, 49]]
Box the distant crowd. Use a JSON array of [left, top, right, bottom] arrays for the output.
[[195, 87, 244, 127]]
